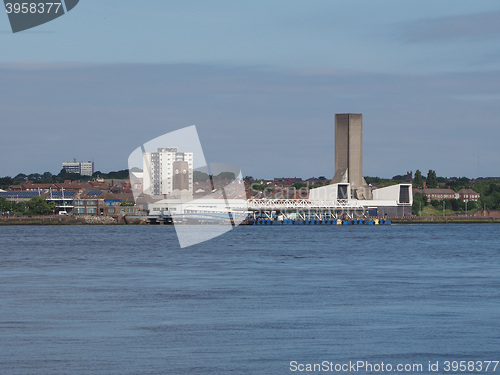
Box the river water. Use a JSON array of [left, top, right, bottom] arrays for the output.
[[1, 225, 499, 374]]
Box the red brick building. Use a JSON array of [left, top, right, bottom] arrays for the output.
[[414, 188, 480, 202], [457, 189, 480, 202], [413, 188, 459, 201]]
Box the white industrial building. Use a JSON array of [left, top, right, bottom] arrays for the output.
[[308, 182, 412, 217], [144, 181, 411, 222]]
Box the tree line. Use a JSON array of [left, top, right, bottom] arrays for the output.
[[0, 169, 130, 189], [0, 196, 56, 215]]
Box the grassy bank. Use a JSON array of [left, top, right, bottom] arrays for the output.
[[391, 216, 500, 224]]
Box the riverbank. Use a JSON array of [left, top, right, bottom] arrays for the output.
[[1, 215, 499, 225], [390, 216, 500, 224], [0, 215, 146, 225]]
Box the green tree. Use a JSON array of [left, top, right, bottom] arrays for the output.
[[365, 176, 381, 184], [193, 171, 210, 183], [26, 196, 56, 215], [0, 197, 24, 214], [11, 201, 26, 215], [430, 199, 440, 208], [412, 193, 427, 216], [413, 170, 423, 188], [465, 200, 477, 211], [0, 176, 14, 189], [0, 197, 10, 212], [6, 201, 26, 215], [449, 198, 459, 211], [456, 199, 466, 212], [480, 192, 500, 210], [13, 173, 27, 183], [27, 173, 42, 181], [290, 182, 307, 189], [56, 168, 83, 182], [477, 182, 500, 210], [426, 170, 438, 188], [448, 177, 470, 191], [443, 199, 452, 211], [309, 182, 324, 189], [250, 182, 266, 191], [99, 169, 130, 179], [215, 172, 236, 181]]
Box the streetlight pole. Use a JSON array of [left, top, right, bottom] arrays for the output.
[[443, 200, 445, 217]]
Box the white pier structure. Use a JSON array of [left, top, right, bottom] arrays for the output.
[[145, 182, 412, 222], [247, 197, 365, 221], [248, 182, 412, 220]]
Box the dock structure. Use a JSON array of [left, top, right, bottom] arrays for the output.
[[246, 197, 366, 221], [141, 179, 412, 224]]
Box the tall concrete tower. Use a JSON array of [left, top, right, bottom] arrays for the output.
[[332, 113, 371, 199]]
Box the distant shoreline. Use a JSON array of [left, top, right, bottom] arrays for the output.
[[0, 215, 140, 226], [1, 215, 499, 225]]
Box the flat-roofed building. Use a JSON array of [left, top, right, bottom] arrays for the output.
[[62, 160, 94, 176]]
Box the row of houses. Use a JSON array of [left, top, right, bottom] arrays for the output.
[[1, 179, 142, 216], [9, 179, 131, 193], [10, 180, 108, 192], [413, 188, 480, 202], [0, 189, 142, 216], [70, 190, 141, 216]]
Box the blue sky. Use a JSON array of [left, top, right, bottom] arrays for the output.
[[1, 0, 500, 179]]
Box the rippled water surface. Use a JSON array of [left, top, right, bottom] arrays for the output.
[[1, 225, 499, 374]]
